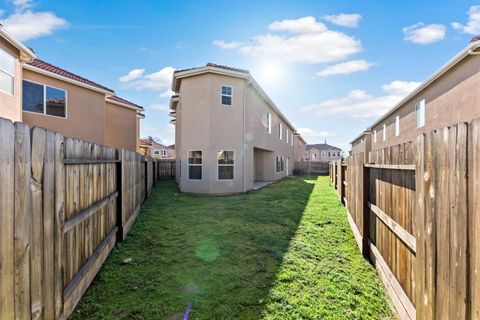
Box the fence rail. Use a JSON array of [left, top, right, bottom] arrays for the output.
[[330, 117, 480, 320], [0, 116, 171, 320]]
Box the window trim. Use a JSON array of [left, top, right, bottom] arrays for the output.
[[220, 85, 233, 107], [0, 48, 15, 97], [394, 115, 400, 137], [373, 130, 377, 143], [22, 79, 68, 119], [416, 99, 425, 128], [217, 150, 235, 181], [279, 123, 283, 140], [187, 150, 203, 181], [382, 124, 387, 141], [286, 129, 289, 144], [161, 149, 167, 156], [267, 112, 272, 134]]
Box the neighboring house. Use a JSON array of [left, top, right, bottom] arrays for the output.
[[352, 37, 480, 155], [293, 133, 307, 162], [170, 63, 301, 194], [305, 142, 342, 162], [350, 130, 372, 162], [139, 139, 176, 159], [0, 24, 144, 152]]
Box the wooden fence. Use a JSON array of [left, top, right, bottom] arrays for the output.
[[156, 159, 176, 180], [331, 118, 480, 320], [294, 161, 329, 175], [0, 117, 164, 320]]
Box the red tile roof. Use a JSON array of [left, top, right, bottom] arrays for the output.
[[139, 139, 152, 146], [27, 59, 115, 93], [106, 95, 143, 110]]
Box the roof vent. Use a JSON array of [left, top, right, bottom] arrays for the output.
[[470, 35, 480, 43]]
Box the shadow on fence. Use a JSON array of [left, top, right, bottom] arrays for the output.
[[0, 117, 173, 320]]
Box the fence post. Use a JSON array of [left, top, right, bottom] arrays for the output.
[[340, 163, 346, 204], [116, 148, 124, 241], [361, 160, 370, 259]]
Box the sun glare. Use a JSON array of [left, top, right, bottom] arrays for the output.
[[255, 60, 286, 88]]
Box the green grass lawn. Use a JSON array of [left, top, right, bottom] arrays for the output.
[[71, 176, 394, 320]]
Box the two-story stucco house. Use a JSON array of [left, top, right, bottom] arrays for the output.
[[0, 24, 143, 152], [293, 133, 307, 162], [305, 142, 342, 162], [170, 63, 304, 195], [139, 139, 176, 159], [351, 37, 480, 155]]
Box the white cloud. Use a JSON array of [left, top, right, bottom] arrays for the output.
[[213, 16, 362, 64], [141, 123, 175, 146], [452, 5, 480, 35], [2, 10, 68, 41], [322, 13, 362, 28], [297, 128, 336, 139], [159, 89, 174, 98], [119, 66, 175, 91], [12, 0, 33, 10], [403, 23, 446, 44], [148, 104, 169, 112], [119, 68, 145, 83], [301, 80, 421, 118], [317, 59, 373, 76]]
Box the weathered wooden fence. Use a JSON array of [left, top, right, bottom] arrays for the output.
[[0, 117, 161, 320], [332, 118, 480, 320], [295, 161, 329, 175], [156, 159, 176, 180]]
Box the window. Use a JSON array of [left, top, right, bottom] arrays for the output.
[[218, 150, 234, 180], [373, 130, 377, 143], [416, 99, 425, 128], [383, 124, 387, 141], [276, 156, 284, 172], [154, 150, 160, 155], [188, 151, 202, 180], [394, 116, 400, 137], [221, 85, 232, 106], [0, 48, 15, 95], [312, 153, 317, 160], [267, 113, 272, 134], [328, 152, 331, 157], [161, 150, 167, 156], [22, 80, 66, 118], [279, 123, 283, 140], [322, 152, 326, 157], [286, 129, 289, 144], [291, 133, 293, 146]]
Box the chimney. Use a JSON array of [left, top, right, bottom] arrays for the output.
[[324, 139, 327, 144]]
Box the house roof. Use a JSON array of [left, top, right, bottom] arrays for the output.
[[171, 63, 296, 132], [106, 95, 144, 110], [367, 38, 480, 130], [26, 59, 115, 94], [306, 143, 341, 151], [0, 24, 36, 59], [139, 139, 152, 146]]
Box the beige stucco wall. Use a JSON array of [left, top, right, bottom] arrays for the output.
[[150, 143, 175, 159], [22, 68, 107, 145], [104, 101, 138, 152], [371, 54, 480, 151], [293, 135, 306, 162], [0, 37, 22, 122], [175, 72, 295, 194]]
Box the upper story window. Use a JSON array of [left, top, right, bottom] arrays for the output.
[[382, 124, 387, 141], [161, 150, 167, 156], [322, 152, 326, 157], [0, 48, 15, 95], [267, 112, 272, 134], [416, 99, 425, 128], [221, 85, 232, 106], [312, 153, 317, 160], [154, 150, 160, 155], [394, 116, 400, 137], [22, 80, 67, 118], [188, 150, 202, 180], [373, 130, 377, 143], [279, 123, 283, 140], [286, 129, 289, 144], [218, 150, 234, 180], [291, 133, 293, 146]]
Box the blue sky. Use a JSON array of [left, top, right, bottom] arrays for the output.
[[2, 0, 480, 149]]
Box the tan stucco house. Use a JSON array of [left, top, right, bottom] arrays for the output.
[[139, 139, 176, 159], [293, 133, 307, 162], [0, 24, 143, 152], [170, 63, 304, 194], [305, 142, 342, 162], [351, 37, 480, 155]]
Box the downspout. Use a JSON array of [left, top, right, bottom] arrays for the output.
[[242, 79, 247, 192]]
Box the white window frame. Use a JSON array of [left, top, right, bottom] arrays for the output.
[[187, 150, 203, 181], [416, 99, 425, 128], [383, 124, 387, 141], [0, 48, 15, 96], [279, 123, 283, 140], [267, 112, 272, 134], [373, 130, 377, 143], [221, 85, 233, 106], [161, 149, 167, 156], [217, 150, 235, 181], [286, 129, 289, 144], [394, 116, 400, 137], [291, 133, 293, 146], [22, 80, 68, 119]]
